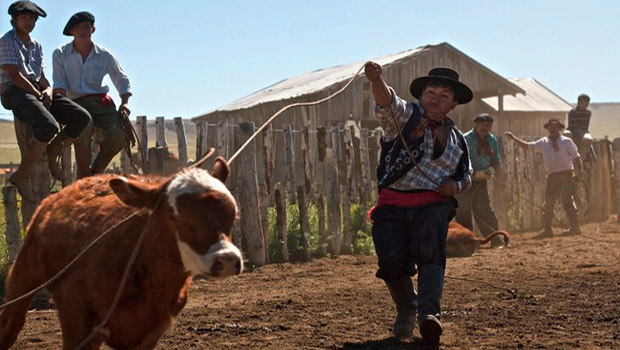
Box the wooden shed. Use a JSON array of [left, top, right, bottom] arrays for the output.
[[481, 78, 572, 137], [193, 42, 524, 132]]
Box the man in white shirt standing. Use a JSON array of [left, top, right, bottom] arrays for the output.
[[53, 11, 132, 178], [505, 118, 583, 237]]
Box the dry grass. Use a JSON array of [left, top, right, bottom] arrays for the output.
[[0, 119, 198, 166]]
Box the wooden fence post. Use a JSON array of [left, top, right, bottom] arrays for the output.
[[340, 184, 353, 255], [218, 120, 229, 159], [147, 147, 165, 175], [274, 183, 289, 262], [325, 148, 341, 256], [61, 146, 72, 186], [301, 126, 313, 194], [174, 117, 188, 167], [155, 116, 168, 152], [263, 124, 274, 197], [613, 138, 620, 222], [284, 124, 296, 204], [136, 116, 149, 165], [359, 128, 372, 203], [316, 193, 327, 258], [2, 186, 22, 264], [297, 185, 311, 261], [237, 122, 266, 266], [258, 183, 270, 263], [121, 149, 132, 174], [195, 120, 208, 167]]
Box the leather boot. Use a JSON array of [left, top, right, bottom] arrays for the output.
[[47, 132, 75, 181], [562, 215, 581, 235], [386, 276, 417, 339], [9, 140, 48, 202], [417, 264, 444, 345]]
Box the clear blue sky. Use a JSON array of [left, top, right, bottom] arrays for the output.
[[1, 0, 618, 120]]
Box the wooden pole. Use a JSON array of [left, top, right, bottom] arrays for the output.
[[155, 116, 168, 152], [195, 120, 208, 167], [136, 115, 149, 164], [258, 183, 270, 263], [173, 117, 188, 167], [61, 146, 72, 187], [274, 182, 289, 262], [613, 138, 620, 222], [301, 126, 313, 194], [284, 124, 296, 204], [316, 193, 327, 258], [359, 128, 372, 203], [263, 124, 274, 197], [325, 148, 341, 256], [297, 185, 311, 261], [218, 120, 229, 159], [2, 186, 22, 264], [120, 149, 132, 174], [147, 147, 165, 175], [237, 122, 266, 266]]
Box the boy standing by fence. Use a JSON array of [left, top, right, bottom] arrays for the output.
[[364, 62, 472, 345]]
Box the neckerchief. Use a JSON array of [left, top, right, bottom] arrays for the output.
[[411, 118, 447, 149], [549, 134, 560, 152], [475, 132, 494, 157]]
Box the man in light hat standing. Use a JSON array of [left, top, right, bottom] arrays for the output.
[[455, 113, 503, 247], [1, 1, 91, 201], [505, 118, 583, 237], [364, 62, 473, 345], [53, 11, 132, 178]]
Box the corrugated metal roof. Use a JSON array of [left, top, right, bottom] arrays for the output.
[[209, 47, 427, 113], [483, 78, 572, 112]]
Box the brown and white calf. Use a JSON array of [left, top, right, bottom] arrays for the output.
[[0, 157, 242, 349], [446, 221, 510, 258]]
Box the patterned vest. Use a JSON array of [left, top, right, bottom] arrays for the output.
[[376, 104, 470, 191]]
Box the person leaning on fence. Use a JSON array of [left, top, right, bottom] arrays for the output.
[[0, 1, 91, 202], [53, 11, 132, 178], [504, 118, 583, 237], [455, 113, 503, 247], [364, 62, 473, 345]]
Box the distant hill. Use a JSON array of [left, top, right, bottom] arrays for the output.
[[0, 118, 198, 164], [587, 102, 620, 140]]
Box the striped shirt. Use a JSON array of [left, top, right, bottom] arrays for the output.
[[0, 29, 44, 85], [567, 108, 591, 133], [52, 42, 131, 99], [374, 89, 472, 192]]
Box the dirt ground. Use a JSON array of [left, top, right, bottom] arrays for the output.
[[11, 219, 620, 349]]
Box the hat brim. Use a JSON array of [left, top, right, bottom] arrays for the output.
[[544, 122, 566, 129], [409, 76, 473, 104]]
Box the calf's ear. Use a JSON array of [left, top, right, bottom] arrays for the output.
[[211, 157, 229, 183], [109, 177, 164, 209]]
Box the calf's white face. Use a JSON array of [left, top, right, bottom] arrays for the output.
[[166, 167, 243, 278]]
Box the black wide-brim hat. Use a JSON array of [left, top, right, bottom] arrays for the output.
[[8, 1, 46, 17], [63, 11, 95, 36], [543, 118, 566, 130], [409, 67, 473, 104]]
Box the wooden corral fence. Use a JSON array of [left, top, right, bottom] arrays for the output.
[[3, 116, 620, 266]]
